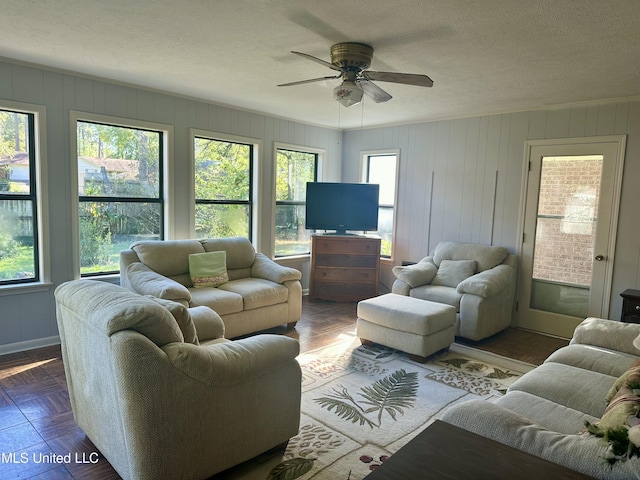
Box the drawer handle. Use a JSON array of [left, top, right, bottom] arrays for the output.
[[636, 305, 640, 311]]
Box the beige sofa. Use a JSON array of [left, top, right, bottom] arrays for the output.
[[120, 237, 302, 339], [442, 317, 640, 479], [391, 241, 517, 341], [55, 279, 302, 480]]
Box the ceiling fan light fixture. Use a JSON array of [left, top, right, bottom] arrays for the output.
[[333, 81, 363, 107]]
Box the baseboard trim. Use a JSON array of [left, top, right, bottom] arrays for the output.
[[0, 335, 61, 356]]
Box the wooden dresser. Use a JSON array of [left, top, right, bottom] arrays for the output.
[[310, 234, 381, 302]]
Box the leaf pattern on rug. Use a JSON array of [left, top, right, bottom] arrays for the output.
[[314, 369, 419, 428], [266, 457, 314, 480], [428, 356, 520, 395]]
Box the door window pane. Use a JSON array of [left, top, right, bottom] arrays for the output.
[[530, 155, 603, 317]]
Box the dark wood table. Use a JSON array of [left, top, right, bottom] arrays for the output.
[[364, 420, 595, 479]]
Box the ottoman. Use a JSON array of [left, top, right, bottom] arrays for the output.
[[356, 293, 456, 362]]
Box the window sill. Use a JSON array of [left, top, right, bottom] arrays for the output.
[[0, 281, 54, 296]]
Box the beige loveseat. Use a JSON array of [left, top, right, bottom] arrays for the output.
[[391, 241, 516, 341], [442, 318, 640, 479], [120, 237, 302, 339], [55, 279, 302, 480]]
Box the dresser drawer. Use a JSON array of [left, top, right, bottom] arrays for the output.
[[313, 237, 380, 255]]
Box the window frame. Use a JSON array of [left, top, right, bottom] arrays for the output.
[[0, 100, 49, 292], [273, 143, 322, 258], [361, 149, 399, 261], [190, 130, 259, 243], [70, 111, 173, 278]]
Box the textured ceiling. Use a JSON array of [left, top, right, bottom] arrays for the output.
[[1, 0, 639, 129]]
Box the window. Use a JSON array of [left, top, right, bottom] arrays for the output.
[[364, 152, 398, 258], [0, 108, 39, 284], [194, 135, 253, 239], [275, 147, 318, 256], [76, 120, 164, 276]]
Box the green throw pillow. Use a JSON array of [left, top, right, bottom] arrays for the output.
[[189, 251, 229, 288]]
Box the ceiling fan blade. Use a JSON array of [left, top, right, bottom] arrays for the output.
[[359, 79, 392, 103], [278, 75, 341, 87], [291, 51, 343, 72], [364, 71, 434, 87]]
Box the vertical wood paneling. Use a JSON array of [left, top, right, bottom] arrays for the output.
[[544, 108, 571, 139], [344, 98, 640, 323], [585, 104, 600, 136], [0, 62, 12, 98], [93, 82, 105, 113], [568, 105, 588, 137], [104, 84, 127, 117], [0, 58, 342, 351], [12, 65, 44, 104]]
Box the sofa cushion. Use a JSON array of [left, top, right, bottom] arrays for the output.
[[431, 259, 476, 288], [200, 237, 255, 270], [546, 344, 640, 378], [131, 240, 205, 277], [126, 262, 192, 304], [189, 251, 229, 288], [189, 287, 243, 316], [392, 257, 437, 288], [410, 285, 462, 310], [494, 390, 599, 435], [218, 278, 288, 310], [146, 296, 199, 345], [508, 362, 615, 417], [433, 241, 509, 272]]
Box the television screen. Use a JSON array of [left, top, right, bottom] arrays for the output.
[[305, 182, 379, 234]]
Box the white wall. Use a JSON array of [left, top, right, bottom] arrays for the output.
[[343, 99, 640, 319], [0, 59, 341, 353]]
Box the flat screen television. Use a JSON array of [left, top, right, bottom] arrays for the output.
[[305, 182, 379, 235]]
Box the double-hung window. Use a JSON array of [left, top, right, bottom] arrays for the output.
[[275, 146, 319, 257], [0, 108, 40, 285], [364, 151, 399, 259], [76, 119, 164, 276], [194, 135, 253, 239]]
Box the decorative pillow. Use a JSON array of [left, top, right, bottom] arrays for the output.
[[392, 259, 438, 288], [126, 262, 191, 303], [431, 259, 477, 288], [146, 296, 199, 345], [189, 251, 229, 288], [605, 361, 640, 403]]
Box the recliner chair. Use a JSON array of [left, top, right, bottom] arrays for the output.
[[391, 242, 517, 341], [54, 279, 302, 480]]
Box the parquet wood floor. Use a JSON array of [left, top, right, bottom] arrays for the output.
[[0, 296, 568, 479]]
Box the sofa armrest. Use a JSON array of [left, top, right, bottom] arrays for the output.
[[125, 262, 191, 305], [189, 306, 225, 341], [251, 252, 301, 283], [162, 335, 300, 387], [441, 400, 638, 479], [391, 257, 437, 288], [570, 317, 640, 356], [391, 279, 411, 295], [456, 264, 515, 298]]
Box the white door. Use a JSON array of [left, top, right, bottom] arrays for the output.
[[517, 136, 626, 338]]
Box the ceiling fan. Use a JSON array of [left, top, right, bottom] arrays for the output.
[[278, 42, 433, 107]]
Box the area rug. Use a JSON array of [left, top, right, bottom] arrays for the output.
[[268, 335, 534, 480]]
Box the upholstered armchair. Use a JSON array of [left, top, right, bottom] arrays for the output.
[[55, 279, 302, 480], [391, 242, 517, 341]]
